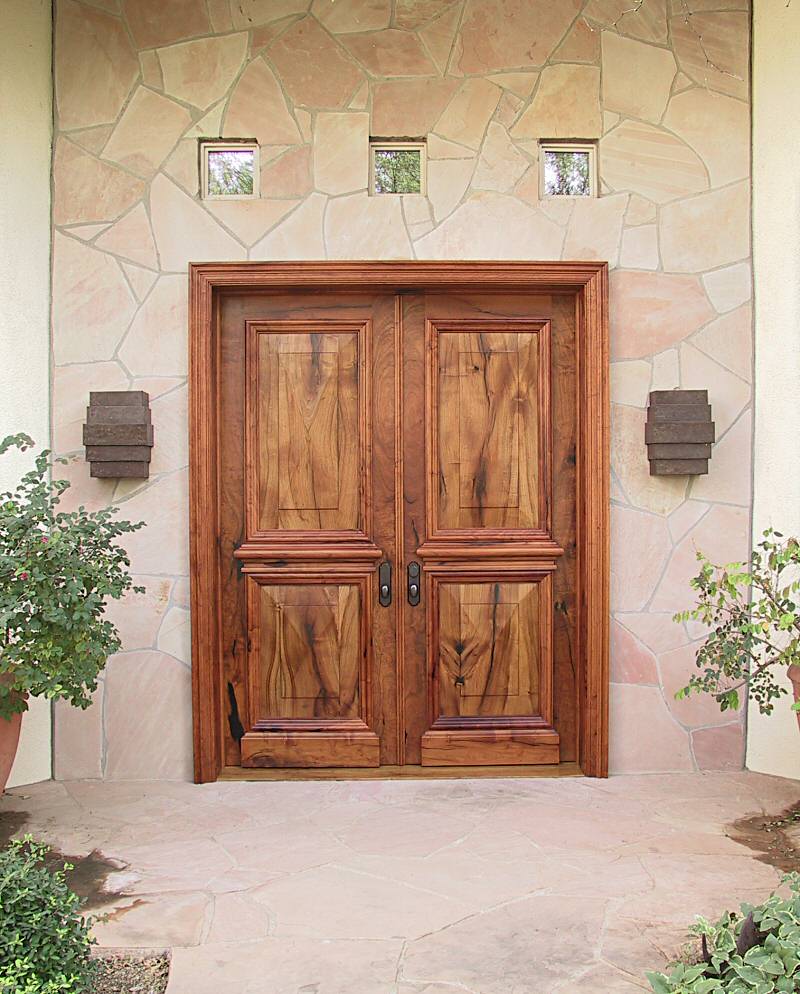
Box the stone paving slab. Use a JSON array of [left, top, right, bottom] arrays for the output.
[[2, 772, 799, 993]]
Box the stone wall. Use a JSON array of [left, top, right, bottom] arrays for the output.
[[51, 0, 753, 779]]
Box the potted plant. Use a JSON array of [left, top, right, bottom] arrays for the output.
[[0, 434, 143, 791], [675, 528, 800, 724]]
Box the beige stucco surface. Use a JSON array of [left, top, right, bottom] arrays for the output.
[[0, 0, 54, 787], [49, 0, 754, 779], [747, 0, 800, 779]]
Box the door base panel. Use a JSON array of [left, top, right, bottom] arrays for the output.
[[421, 729, 560, 766], [220, 761, 581, 781], [241, 731, 381, 768]]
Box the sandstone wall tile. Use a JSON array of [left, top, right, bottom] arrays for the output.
[[663, 88, 749, 187], [395, 0, 460, 29], [104, 651, 192, 779], [342, 29, 436, 75], [149, 175, 246, 271], [651, 349, 679, 390], [473, 122, 527, 193], [206, 199, 301, 246], [610, 505, 671, 612], [609, 685, 694, 773], [325, 194, 413, 258], [659, 642, 742, 729], [56, 0, 139, 129], [139, 50, 164, 89], [54, 139, 146, 226], [427, 158, 474, 221], [679, 341, 750, 436], [513, 65, 602, 140], [612, 404, 688, 515], [435, 78, 502, 149], [702, 262, 752, 314], [120, 470, 190, 576], [616, 612, 689, 656], [312, 0, 391, 33], [269, 18, 364, 109], [620, 225, 660, 270], [414, 193, 564, 260], [230, 0, 309, 29], [692, 304, 752, 381], [458, 0, 581, 73], [118, 275, 189, 377], [158, 34, 248, 109], [122, 0, 211, 48], [563, 193, 628, 267], [157, 606, 192, 664], [418, 4, 462, 73], [667, 500, 710, 545], [611, 620, 659, 685], [661, 183, 751, 273], [601, 121, 707, 204], [611, 360, 652, 408], [224, 58, 301, 146], [690, 410, 752, 505], [261, 146, 313, 200], [585, 0, 668, 43], [250, 193, 327, 260], [53, 233, 137, 364], [552, 18, 601, 62], [650, 504, 749, 614], [149, 384, 190, 476], [314, 113, 369, 195], [105, 576, 174, 652], [692, 723, 745, 772], [669, 11, 749, 100], [95, 204, 159, 269], [372, 78, 460, 136], [601, 33, 676, 123], [53, 690, 104, 781], [610, 270, 714, 359]]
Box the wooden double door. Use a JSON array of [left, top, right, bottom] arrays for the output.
[[190, 263, 609, 779]]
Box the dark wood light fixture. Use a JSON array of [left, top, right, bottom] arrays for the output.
[[645, 389, 715, 476], [83, 390, 153, 479]]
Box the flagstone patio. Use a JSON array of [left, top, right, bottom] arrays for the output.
[[2, 772, 799, 994]]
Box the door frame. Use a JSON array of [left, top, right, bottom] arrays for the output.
[[188, 261, 610, 782]]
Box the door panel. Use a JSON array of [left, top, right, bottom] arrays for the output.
[[219, 293, 394, 768], [246, 322, 367, 535], [402, 293, 576, 767]]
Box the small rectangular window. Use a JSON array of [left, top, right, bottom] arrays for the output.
[[539, 141, 597, 198], [370, 141, 426, 195], [200, 142, 259, 200]]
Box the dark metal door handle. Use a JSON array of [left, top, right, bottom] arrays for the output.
[[407, 561, 421, 606], [379, 561, 392, 607]]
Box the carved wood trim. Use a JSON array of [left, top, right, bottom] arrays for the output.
[[190, 261, 609, 782]]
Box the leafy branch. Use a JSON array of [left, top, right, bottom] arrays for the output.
[[0, 434, 144, 721], [674, 529, 800, 716]]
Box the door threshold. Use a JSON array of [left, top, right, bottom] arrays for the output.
[[218, 762, 582, 782]]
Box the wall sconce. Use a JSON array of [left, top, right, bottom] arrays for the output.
[[645, 389, 714, 476], [83, 391, 153, 479]]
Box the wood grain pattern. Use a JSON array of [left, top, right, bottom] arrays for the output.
[[190, 263, 609, 782], [247, 323, 365, 534], [431, 322, 550, 535]]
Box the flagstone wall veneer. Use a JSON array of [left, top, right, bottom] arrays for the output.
[[50, 0, 753, 780]]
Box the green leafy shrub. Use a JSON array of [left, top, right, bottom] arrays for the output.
[[0, 836, 96, 993], [647, 873, 800, 993], [0, 433, 144, 721], [674, 528, 800, 716]]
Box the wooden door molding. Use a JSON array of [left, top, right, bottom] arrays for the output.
[[189, 261, 610, 782]]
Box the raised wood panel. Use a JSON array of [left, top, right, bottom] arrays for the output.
[[249, 581, 360, 722], [431, 321, 551, 536], [246, 321, 367, 536], [241, 730, 380, 768], [431, 573, 553, 721], [420, 729, 560, 766]]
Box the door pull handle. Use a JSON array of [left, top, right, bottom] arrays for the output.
[[407, 561, 421, 606], [378, 561, 392, 607]]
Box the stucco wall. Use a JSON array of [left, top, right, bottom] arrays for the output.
[[0, 0, 53, 788], [746, 0, 800, 779], [51, 0, 753, 780]]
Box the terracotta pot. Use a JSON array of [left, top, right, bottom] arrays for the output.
[[0, 711, 23, 793], [788, 665, 800, 732]]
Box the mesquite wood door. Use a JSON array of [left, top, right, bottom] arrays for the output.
[[215, 283, 583, 772]]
